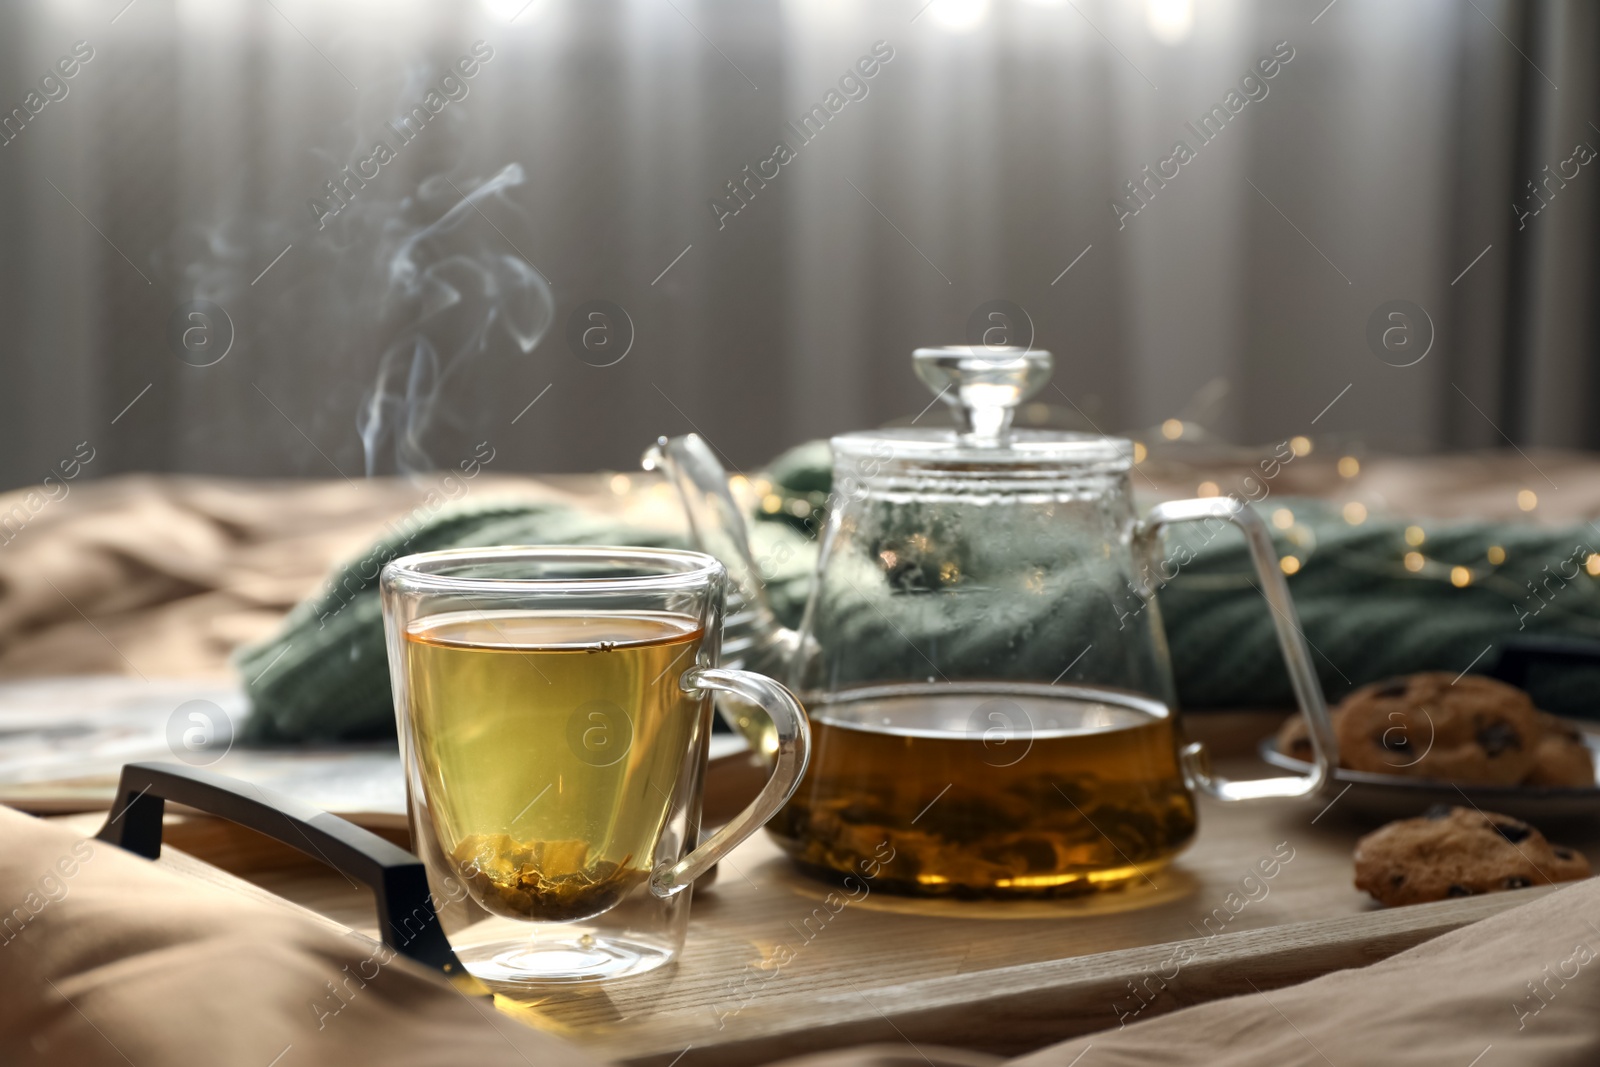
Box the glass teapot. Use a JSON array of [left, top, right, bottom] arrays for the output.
[[644, 346, 1337, 898]]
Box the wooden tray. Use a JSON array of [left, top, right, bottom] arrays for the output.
[[49, 712, 1595, 1066]]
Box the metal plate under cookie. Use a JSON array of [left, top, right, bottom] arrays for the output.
[[1257, 730, 1600, 823]]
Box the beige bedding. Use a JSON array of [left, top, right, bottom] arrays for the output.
[[0, 472, 658, 679]]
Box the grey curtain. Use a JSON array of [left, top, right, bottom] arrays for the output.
[[0, 0, 1593, 489]]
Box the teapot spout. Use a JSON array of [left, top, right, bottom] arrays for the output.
[[642, 435, 799, 677]]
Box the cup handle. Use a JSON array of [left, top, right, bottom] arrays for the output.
[[1138, 497, 1338, 801], [653, 667, 811, 895]]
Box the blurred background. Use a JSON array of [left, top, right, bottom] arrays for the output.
[[0, 0, 1596, 487]]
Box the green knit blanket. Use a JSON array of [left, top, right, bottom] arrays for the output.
[[236, 450, 1600, 742]]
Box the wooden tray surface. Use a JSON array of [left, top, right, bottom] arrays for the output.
[[46, 713, 1598, 1066]]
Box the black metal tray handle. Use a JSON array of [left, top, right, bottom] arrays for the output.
[[96, 761, 481, 991]]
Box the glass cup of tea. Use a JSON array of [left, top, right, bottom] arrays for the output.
[[379, 546, 810, 987]]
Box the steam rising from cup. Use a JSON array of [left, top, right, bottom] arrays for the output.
[[358, 162, 555, 477]]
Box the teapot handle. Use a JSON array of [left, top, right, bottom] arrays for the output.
[[1138, 497, 1339, 801]]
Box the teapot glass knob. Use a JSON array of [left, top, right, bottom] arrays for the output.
[[911, 346, 1052, 447]]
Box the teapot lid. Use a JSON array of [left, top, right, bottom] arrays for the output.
[[831, 346, 1132, 471]]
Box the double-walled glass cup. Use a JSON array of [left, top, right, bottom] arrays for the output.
[[380, 546, 809, 987]]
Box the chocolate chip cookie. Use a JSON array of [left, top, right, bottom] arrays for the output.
[[1524, 711, 1596, 788], [1354, 805, 1590, 906], [1275, 706, 1344, 763], [1333, 672, 1538, 785], [1276, 712, 1314, 762]]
